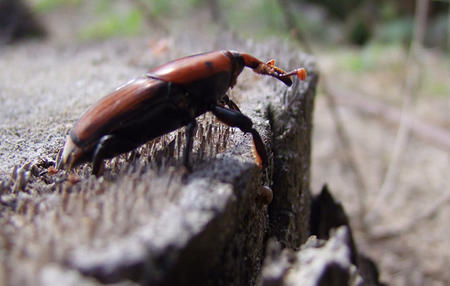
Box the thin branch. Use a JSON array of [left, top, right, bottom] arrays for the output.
[[369, 0, 430, 220], [369, 191, 450, 240], [207, 0, 228, 29], [329, 84, 450, 152]]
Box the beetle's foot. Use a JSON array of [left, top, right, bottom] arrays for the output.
[[256, 185, 273, 205], [92, 161, 105, 177]]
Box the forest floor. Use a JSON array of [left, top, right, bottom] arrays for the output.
[[1, 3, 449, 286], [311, 46, 449, 285]]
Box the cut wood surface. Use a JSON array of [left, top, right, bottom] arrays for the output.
[[0, 39, 317, 285]]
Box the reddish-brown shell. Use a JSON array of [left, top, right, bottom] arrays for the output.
[[149, 50, 233, 85], [72, 77, 163, 145]]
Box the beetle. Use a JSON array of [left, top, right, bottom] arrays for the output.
[[56, 50, 306, 175]]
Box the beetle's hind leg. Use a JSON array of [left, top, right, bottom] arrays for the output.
[[91, 135, 139, 176], [91, 135, 115, 176], [211, 105, 268, 168]]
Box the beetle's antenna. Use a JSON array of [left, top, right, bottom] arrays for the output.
[[240, 53, 306, 86]]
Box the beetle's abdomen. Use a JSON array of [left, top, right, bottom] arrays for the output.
[[71, 77, 167, 148]]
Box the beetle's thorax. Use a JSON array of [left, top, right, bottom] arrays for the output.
[[228, 51, 245, 88], [147, 50, 243, 103]]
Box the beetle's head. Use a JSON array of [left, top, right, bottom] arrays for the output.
[[231, 51, 306, 87], [56, 135, 85, 171]]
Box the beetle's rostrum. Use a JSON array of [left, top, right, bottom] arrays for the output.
[[56, 50, 307, 175]]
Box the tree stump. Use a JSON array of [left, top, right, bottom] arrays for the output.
[[0, 39, 317, 285]]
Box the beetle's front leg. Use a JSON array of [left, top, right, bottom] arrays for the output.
[[211, 105, 268, 168], [183, 120, 197, 171]]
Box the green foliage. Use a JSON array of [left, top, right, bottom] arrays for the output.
[[336, 50, 366, 72], [379, 0, 400, 21], [305, 0, 363, 20], [423, 76, 450, 97], [375, 17, 413, 45], [223, 0, 287, 38], [335, 44, 404, 73], [138, 0, 203, 17], [142, 0, 173, 16], [34, 0, 81, 12], [79, 9, 143, 40]]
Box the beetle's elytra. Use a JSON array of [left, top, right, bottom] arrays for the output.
[[56, 50, 306, 175]]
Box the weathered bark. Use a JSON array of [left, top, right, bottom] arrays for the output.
[[0, 39, 317, 286], [258, 185, 386, 286], [268, 67, 318, 248], [258, 226, 363, 286]]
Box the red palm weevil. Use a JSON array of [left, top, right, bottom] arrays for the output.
[[56, 50, 306, 175]]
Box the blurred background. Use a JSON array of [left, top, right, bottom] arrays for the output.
[[1, 0, 449, 285]]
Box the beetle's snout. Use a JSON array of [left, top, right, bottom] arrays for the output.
[[56, 135, 81, 171], [238, 52, 306, 87]]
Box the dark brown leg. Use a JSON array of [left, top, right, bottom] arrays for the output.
[[222, 95, 241, 112], [183, 120, 197, 171], [92, 135, 115, 176], [91, 135, 138, 176], [211, 105, 268, 168]]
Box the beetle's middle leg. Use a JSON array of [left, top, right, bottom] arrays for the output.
[[222, 95, 241, 112], [183, 120, 197, 171], [211, 105, 268, 168]]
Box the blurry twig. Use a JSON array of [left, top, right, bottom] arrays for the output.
[[369, 0, 430, 220], [277, 0, 369, 227], [370, 191, 450, 240], [330, 85, 450, 153], [207, 0, 228, 29]]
